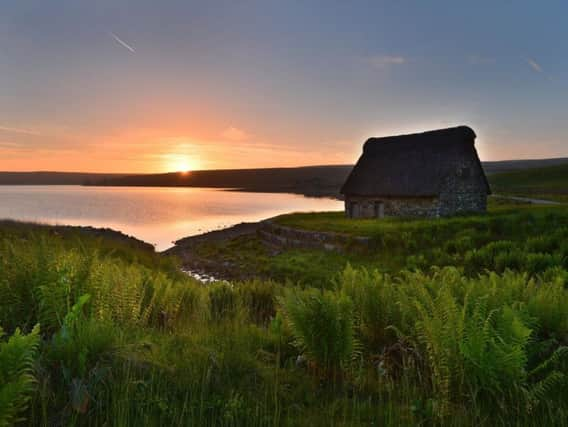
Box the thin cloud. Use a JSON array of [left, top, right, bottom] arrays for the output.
[[109, 32, 136, 53], [221, 126, 249, 141], [0, 125, 40, 136], [367, 55, 406, 69]]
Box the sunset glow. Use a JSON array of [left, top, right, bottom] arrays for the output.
[[1, 2, 567, 173], [168, 156, 194, 174]]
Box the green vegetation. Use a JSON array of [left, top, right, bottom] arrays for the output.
[[488, 163, 568, 202], [0, 220, 181, 276], [2, 204, 568, 425], [0, 325, 40, 426], [191, 234, 370, 287], [192, 204, 568, 285]]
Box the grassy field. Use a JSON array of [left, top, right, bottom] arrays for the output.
[[3, 202, 568, 426], [189, 202, 568, 286], [272, 201, 532, 236], [488, 163, 568, 202]]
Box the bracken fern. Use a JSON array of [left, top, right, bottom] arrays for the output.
[[0, 324, 40, 427]]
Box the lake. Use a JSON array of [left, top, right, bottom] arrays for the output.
[[0, 186, 343, 250]]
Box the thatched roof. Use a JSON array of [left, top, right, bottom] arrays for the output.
[[340, 126, 491, 196]]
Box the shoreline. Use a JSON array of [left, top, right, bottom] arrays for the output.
[[0, 219, 154, 251], [165, 220, 269, 282], [7, 192, 564, 284]]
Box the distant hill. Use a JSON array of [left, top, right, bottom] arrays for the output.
[[2, 157, 568, 199], [482, 157, 568, 174], [88, 158, 568, 198], [88, 165, 354, 198], [0, 172, 127, 185], [488, 163, 568, 200]]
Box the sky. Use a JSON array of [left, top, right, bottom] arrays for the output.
[[1, 1, 567, 173]]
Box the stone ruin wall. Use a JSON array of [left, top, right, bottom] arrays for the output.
[[345, 196, 441, 218], [258, 221, 373, 253]]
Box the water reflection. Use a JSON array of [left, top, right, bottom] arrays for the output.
[[0, 186, 343, 250]]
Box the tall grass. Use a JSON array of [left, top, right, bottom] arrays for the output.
[[1, 217, 568, 425], [279, 288, 358, 379], [343, 267, 568, 421]]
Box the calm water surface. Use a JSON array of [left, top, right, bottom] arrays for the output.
[[0, 186, 343, 250]]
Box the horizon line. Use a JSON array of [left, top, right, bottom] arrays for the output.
[[1, 155, 568, 175]]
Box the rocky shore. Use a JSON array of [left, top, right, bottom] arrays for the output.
[[165, 221, 267, 282], [165, 217, 374, 282]]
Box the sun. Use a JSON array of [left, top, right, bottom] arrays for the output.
[[168, 156, 194, 173]]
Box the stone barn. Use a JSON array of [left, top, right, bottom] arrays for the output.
[[340, 126, 491, 218]]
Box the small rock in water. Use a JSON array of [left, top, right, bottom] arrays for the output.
[[181, 268, 228, 285]]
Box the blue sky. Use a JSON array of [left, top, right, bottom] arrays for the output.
[[1, 1, 567, 172]]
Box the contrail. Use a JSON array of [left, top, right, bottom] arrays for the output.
[[526, 57, 543, 73], [525, 57, 552, 81], [109, 32, 136, 53]]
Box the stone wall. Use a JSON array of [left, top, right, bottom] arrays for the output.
[[436, 153, 488, 215], [345, 192, 487, 219], [258, 221, 373, 253], [438, 191, 487, 216], [345, 196, 441, 218]]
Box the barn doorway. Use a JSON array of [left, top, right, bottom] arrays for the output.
[[348, 201, 360, 218], [375, 201, 385, 218]]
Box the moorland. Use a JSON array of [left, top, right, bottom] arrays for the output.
[[1, 162, 568, 426]]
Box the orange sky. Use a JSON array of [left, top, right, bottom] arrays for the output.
[[2, 2, 568, 173], [1, 118, 564, 174], [0, 122, 362, 173]]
